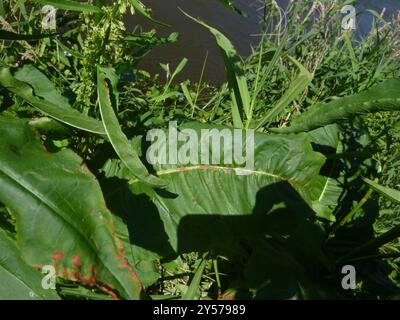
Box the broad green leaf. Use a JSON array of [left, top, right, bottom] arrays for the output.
[[0, 229, 60, 300], [101, 160, 175, 262], [273, 79, 400, 133], [128, 0, 168, 27], [28, 117, 71, 135], [111, 214, 161, 288], [362, 178, 400, 205], [0, 66, 105, 135], [128, 122, 327, 257], [97, 66, 166, 188], [306, 125, 343, 222], [15, 65, 71, 108], [0, 30, 57, 40], [32, 0, 102, 13], [257, 55, 313, 129], [182, 10, 250, 128], [0, 115, 144, 299]]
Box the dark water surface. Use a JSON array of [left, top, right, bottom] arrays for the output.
[[127, 0, 399, 84]]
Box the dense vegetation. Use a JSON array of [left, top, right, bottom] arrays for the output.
[[0, 0, 400, 300]]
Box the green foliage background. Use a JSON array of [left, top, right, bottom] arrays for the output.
[[0, 0, 400, 300]]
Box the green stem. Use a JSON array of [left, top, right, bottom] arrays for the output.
[[213, 258, 221, 289], [58, 286, 112, 300], [337, 224, 400, 264], [95, 0, 106, 24], [99, 5, 120, 62], [329, 188, 373, 238], [341, 252, 400, 264]]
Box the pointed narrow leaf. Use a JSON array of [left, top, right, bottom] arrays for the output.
[[362, 177, 400, 205], [257, 55, 313, 129], [128, 0, 168, 26], [218, 0, 247, 17], [15, 64, 71, 108], [97, 66, 165, 188], [182, 10, 250, 127], [0, 67, 105, 135], [273, 79, 400, 133], [182, 254, 208, 300], [181, 83, 195, 110]]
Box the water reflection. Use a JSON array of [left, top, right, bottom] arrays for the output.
[[126, 0, 398, 84]]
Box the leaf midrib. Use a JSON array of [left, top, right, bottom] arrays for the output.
[[128, 164, 304, 189]]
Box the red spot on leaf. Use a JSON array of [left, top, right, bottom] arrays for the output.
[[119, 260, 129, 268], [62, 268, 69, 279], [71, 271, 79, 282], [96, 284, 119, 300], [52, 252, 65, 261], [118, 246, 125, 257], [72, 253, 81, 268]]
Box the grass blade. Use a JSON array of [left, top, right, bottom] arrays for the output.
[[181, 9, 250, 128], [181, 82, 196, 113], [182, 254, 208, 300], [257, 55, 313, 129], [343, 31, 360, 81], [153, 58, 188, 104], [253, 2, 302, 101]]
